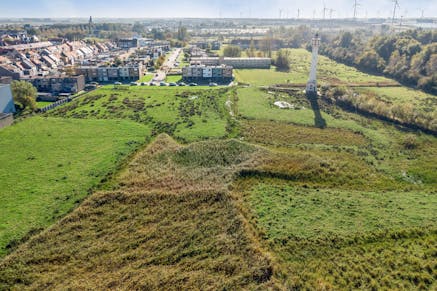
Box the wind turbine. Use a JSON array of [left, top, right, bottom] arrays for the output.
[[330, 9, 336, 19], [322, 2, 328, 20], [353, 0, 360, 20], [391, 0, 400, 26]]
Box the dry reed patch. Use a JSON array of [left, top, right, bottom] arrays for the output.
[[0, 191, 274, 290]]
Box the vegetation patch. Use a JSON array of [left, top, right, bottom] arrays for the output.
[[47, 86, 233, 142], [233, 180, 437, 290], [0, 135, 275, 290], [241, 119, 367, 147], [326, 86, 437, 133], [0, 117, 150, 257], [235, 48, 391, 86], [250, 183, 436, 241]]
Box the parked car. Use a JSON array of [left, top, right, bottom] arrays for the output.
[[114, 82, 122, 85], [149, 82, 156, 86], [189, 83, 198, 87], [178, 82, 187, 86], [209, 82, 218, 87], [169, 82, 178, 87], [130, 82, 138, 86], [160, 82, 168, 86]]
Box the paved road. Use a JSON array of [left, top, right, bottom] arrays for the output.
[[152, 48, 182, 83], [164, 48, 182, 69]]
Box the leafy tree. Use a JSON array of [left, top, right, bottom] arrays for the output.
[[319, 29, 437, 93], [275, 49, 291, 71], [223, 45, 242, 57], [247, 39, 256, 57], [339, 32, 353, 48], [11, 80, 37, 112], [114, 57, 123, 66], [177, 25, 188, 41], [356, 50, 385, 72]]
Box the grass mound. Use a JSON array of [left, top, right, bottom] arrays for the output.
[[119, 135, 262, 194], [173, 139, 256, 168]]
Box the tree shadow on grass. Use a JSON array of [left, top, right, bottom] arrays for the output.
[[307, 94, 327, 129]]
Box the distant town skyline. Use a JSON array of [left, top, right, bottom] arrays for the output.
[[1, 0, 436, 19]]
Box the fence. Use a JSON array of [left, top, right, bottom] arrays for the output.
[[39, 98, 72, 113]]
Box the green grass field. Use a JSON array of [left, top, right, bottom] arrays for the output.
[[36, 101, 53, 108], [235, 48, 392, 86], [48, 86, 232, 142], [250, 183, 436, 240], [246, 182, 436, 290], [138, 74, 153, 83], [165, 75, 182, 83], [237, 86, 325, 126], [236, 86, 382, 134], [0, 117, 150, 257]]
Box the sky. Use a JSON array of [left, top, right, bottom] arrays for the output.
[[0, 0, 436, 19]]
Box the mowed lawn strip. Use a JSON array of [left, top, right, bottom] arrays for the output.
[[0, 117, 150, 256]]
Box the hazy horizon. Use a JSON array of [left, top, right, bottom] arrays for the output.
[[1, 0, 436, 19]]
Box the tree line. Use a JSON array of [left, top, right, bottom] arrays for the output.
[[318, 29, 437, 94], [324, 86, 437, 135]]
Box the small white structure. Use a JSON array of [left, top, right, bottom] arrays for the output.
[[306, 33, 321, 95], [274, 101, 294, 109]]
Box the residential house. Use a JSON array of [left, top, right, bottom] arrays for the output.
[[0, 84, 15, 113]]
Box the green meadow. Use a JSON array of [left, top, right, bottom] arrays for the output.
[[0, 117, 150, 256], [235, 48, 393, 86], [48, 86, 232, 142]]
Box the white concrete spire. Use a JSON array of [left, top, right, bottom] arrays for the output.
[[306, 33, 321, 95]]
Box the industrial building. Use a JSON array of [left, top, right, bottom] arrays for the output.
[[190, 57, 271, 69], [76, 63, 144, 83], [182, 65, 233, 84], [23, 75, 85, 94]]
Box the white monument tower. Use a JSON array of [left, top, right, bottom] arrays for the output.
[[306, 33, 321, 96]]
